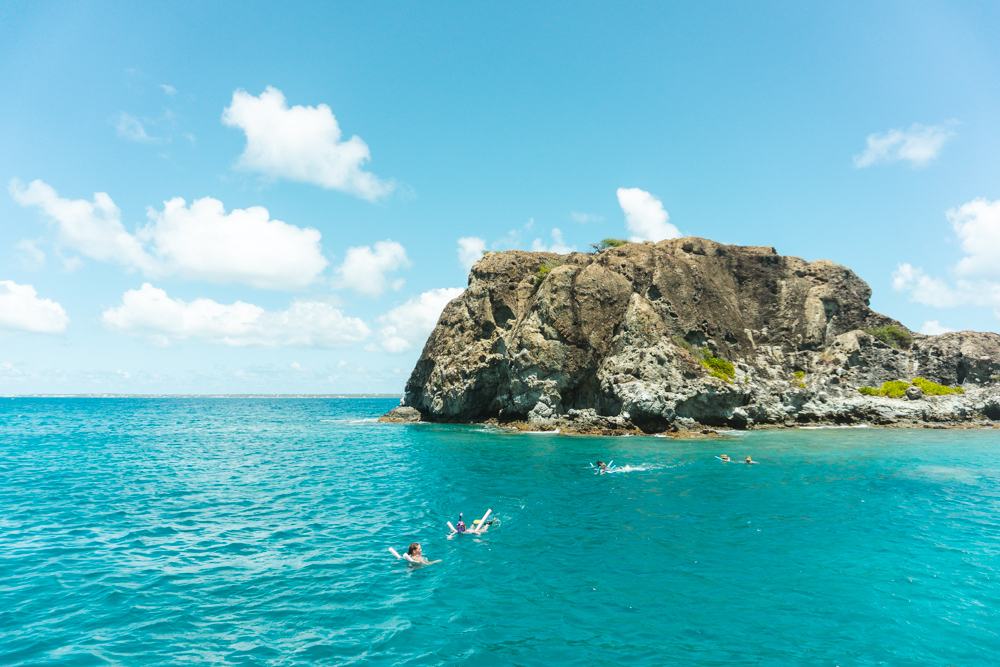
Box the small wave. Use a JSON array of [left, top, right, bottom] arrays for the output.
[[319, 418, 379, 424], [523, 429, 560, 435], [798, 424, 870, 430]]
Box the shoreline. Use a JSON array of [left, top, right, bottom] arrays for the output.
[[378, 415, 1000, 437]]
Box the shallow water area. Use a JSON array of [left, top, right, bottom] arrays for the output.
[[2, 398, 1000, 665]]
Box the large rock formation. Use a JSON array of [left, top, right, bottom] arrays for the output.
[[384, 238, 1000, 431]]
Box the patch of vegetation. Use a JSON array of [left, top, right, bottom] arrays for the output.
[[708, 370, 732, 383], [857, 378, 965, 399], [534, 259, 564, 285], [700, 353, 735, 384], [589, 238, 629, 252], [864, 325, 913, 349], [912, 377, 965, 395], [794, 371, 805, 380], [857, 380, 911, 398], [481, 250, 494, 256]]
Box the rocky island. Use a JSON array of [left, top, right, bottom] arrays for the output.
[[382, 238, 1000, 433]]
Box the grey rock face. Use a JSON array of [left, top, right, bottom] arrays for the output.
[[393, 238, 1000, 430], [378, 405, 422, 423]]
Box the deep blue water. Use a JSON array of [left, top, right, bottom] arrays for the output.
[[2, 398, 1000, 665]]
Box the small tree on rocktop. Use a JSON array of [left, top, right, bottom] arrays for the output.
[[590, 238, 629, 252]]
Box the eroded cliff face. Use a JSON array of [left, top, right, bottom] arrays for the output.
[[389, 238, 1000, 430]]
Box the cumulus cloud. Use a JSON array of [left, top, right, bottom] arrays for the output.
[[141, 196, 328, 289], [457, 236, 486, 271], [893, 197, 1000, 311], [616, 187, 681, 242], [11, 179, 154, 270], [853, 122, 955, 168], [222, 86, 393, 201], [531, 228, 576, 254], [102, 283, 370, 347], [375, 287, 464, 353], [335, 240, 410, 297], [921, 321, 955, 335], [0, 280, 69, 335], [949, 198, 1000, 279], [160, 84, 177, 96], [11, 179, 327, 290]]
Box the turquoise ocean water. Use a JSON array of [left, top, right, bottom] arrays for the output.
[[2, 397, 999, 665]]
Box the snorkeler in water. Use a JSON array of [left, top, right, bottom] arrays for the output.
[[455, 513, 466, 533], [719, 454, 731, 462], [745, 456, 758, 464], [596, 459, 608, 474]]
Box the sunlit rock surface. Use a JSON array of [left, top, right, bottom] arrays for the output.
[[384, 238, 1000, 431]]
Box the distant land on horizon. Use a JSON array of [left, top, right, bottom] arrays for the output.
[[1, 394, 404, 399]]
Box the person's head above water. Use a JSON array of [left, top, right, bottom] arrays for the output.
[[746, 456, 752, 462], [721, 454, 730, 460], [408, 542, 421, 556]]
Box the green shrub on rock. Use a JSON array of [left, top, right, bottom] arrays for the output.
[[912, 377, 964, 395], [856, 378, 964, 398], [857, 380, 910, 398], [864, 325, 913, 349], [534, 259, 564, 285], [701, 355, 735, 383], [590, 238, 629, 252]]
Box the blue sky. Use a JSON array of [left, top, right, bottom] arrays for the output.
[[2, 1, 999, 394]]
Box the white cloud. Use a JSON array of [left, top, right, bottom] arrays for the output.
[[853, 122, 955, 168], [921, 320, 955, 335], [894, 197, 1000, 312], [102, 283, 370, 347], [115, 113, 155, 142], [375, 287, 464, 353], [570, 211, 604, 223], [141, 196, 327, 289], [160, 84, 177, 96], [457, 236, 486, 271], [335, 240, 410, 297], [616, 187, 681, 242], [222, 86, 393, 201], [0, 280, 69, 335], [531, 228, 576, 254], [949, 198, 1000, 279], [11, 179, 327, 290], [11, 179, 155, 270]]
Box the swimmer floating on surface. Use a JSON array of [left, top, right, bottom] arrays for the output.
[[744, 456, 759, 464], [718, 454, 731, 462], [389, 542, 441, 565], [448, 509, 493, 536]]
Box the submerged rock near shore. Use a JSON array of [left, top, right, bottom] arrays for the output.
[[382, 238, 1000, 432]]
